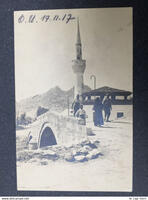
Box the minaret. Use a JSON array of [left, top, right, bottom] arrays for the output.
[[72, 19, 86, 99]]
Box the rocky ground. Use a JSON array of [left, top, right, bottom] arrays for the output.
[[17, 136, 102, 164]]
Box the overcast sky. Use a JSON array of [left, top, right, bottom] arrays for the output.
[[14, 8, 132, 101]]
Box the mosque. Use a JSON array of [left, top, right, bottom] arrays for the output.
[[72, 19, 132, 105]]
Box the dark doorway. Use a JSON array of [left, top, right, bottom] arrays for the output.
[[39, 127, 57, 148]]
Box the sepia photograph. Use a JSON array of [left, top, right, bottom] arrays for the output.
[[14, 7, 133, 191]]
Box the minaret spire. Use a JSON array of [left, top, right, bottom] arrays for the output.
[[76, 18, 82, 60], [76, 18, 81, 44], [72, 18, 86, 99]]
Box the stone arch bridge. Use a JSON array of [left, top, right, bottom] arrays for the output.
[[28, 111, 87, 149]]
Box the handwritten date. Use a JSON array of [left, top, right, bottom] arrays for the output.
[[17, 14, 75, 24]]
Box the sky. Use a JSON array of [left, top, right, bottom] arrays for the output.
[[14, 8, 133, 101]]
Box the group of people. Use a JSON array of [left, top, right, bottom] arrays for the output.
[[72, 94, 112, 127]]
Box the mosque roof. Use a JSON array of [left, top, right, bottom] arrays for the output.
[[82, 86, 132, 96]]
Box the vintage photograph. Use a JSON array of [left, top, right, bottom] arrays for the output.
[[14, 8, 133, 191]]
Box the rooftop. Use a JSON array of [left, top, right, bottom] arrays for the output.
[[82, 86, 132, 96]]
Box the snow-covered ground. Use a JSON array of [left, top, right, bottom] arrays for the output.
[[16, 105, 133, 191]]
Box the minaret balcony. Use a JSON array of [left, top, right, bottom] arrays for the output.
[[72, 59, 86, 74]]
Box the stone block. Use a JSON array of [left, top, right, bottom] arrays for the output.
[[82, 145, 92, 151], [74, 155, 87, 162], [72, 149, 78, 156], [86, 149, 101, 160], [43, 150, 57, 156], [64, 153, 75, 162], [28, 143, 38, 150], [78, 147, 88, 155]]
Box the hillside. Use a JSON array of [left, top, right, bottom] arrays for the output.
[[16, 85, 91, 118]]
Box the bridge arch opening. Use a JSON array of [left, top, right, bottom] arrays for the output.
[[39, 127, 57, 148]]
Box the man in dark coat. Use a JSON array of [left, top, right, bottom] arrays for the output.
[[72, 94, 81, 116], [103, 95, 112, 122], [93, 97, 104, 127]]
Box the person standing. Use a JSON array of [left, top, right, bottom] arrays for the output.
[[93, 97, 104, 127], [75, 104, 87, 125], [72, 94, 81, 116], [103, 95, 112, 122]]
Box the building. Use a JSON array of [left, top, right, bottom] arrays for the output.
[[82, 86, 132, 105]]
